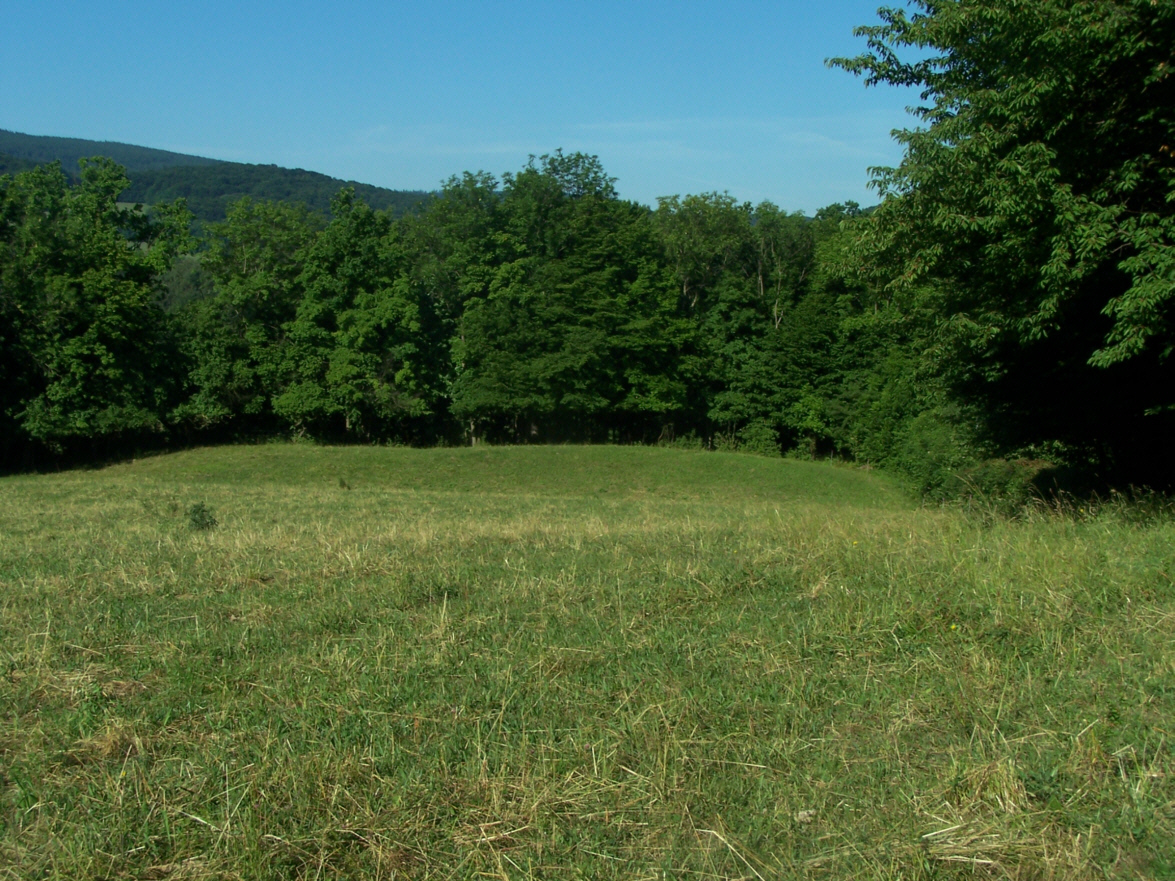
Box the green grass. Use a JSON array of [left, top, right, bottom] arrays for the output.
[[1, 445, 1172, 879]]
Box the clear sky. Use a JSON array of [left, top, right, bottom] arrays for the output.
[[1, 1, 918, 213]]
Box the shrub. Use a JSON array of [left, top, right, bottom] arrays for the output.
[[888, 409, 980, 498], [737, 420, 782, 457]]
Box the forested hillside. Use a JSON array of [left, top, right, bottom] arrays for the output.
[[2, 0, 1171, 496], [0, 129, 221, 172], [120, 164, 431, 223], [0, 129, 431, 222]]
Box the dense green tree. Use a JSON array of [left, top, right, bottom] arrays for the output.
[[812, 212, 984, 494], [400, 170, 504, 325], [450, 153, 684, 442], [710, 202, 835, 449], [0, 158, 189, 456], [652, 194, 849, 451], [655, 192, 751, 314], [0, 167, 45, 456], [654, 193, 756, 438], [832, 0, 1175, 484], [173, 197, 323, 430], [273, 190, 439, 439]]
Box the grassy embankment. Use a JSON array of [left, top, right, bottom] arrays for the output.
[[1, 445, 1172, 879]]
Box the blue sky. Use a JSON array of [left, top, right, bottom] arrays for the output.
[[2, 1, 918, 212]]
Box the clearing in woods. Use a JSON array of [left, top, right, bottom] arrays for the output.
[[1, 444, 1172, 879]]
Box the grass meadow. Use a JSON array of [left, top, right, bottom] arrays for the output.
[[1, 445, 1172, 879]]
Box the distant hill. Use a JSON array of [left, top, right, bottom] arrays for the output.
[[120, 163, 431, 222], [0, 129, 432, 222], [0, 129, 222, 173]]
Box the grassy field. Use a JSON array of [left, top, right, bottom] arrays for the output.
[[1, 444, 1172, 880]]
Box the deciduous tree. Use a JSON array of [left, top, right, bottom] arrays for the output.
[[0, 158, 190, 454], [832, 0, 1175, 483]]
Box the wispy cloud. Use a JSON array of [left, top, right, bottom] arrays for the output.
[[308, 111, 907, 210]]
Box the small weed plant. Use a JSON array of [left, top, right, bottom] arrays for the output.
[[185, 500, 217, 530]]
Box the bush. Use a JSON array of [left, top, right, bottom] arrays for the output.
[[737, 420, 782, 457], [888, 409, 980, 498]]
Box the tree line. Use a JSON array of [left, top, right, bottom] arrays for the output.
[[0, 155, 870, 456], [2, 0, 1171, 496]]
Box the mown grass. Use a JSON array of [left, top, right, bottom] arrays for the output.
[[1, 444, 1172, 880]]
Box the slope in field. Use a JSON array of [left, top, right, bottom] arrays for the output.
[[99, 444, 911, 511]]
